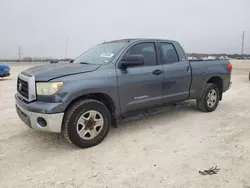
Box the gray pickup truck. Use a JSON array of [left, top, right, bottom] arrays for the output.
[[15, 38, 232, 148]]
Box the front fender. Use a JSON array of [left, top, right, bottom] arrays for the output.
[[45, 68, 120, 115]]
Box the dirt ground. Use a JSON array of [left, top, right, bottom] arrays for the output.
[[1, 60, 250, 188]]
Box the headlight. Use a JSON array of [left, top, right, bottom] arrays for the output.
[[36, 82, 63, 95]]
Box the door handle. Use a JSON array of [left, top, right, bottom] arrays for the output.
[[152, 69, 163, 75]]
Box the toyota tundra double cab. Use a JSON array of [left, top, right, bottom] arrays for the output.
[[15, 38, 232, 148]]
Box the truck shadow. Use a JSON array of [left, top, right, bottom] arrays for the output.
[[108, 101, 200, 136], [4, 101, 209, 173]]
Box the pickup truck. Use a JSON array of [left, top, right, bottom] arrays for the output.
[[15, 38, 232, 148], [0, 64, 10, 78]]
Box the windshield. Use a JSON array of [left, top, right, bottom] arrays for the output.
[[73, 42, 127, 65]]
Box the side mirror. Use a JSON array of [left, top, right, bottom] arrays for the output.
[[69, 60, 74, 63], [119, 54, 144, 69]]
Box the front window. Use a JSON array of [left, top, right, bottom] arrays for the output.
[[73, 42, 127, 65], [124, 42, 157, 66]]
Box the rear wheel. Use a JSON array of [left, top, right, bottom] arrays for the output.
[[196, 83, 220, 112], [62, 99, 111, 148]]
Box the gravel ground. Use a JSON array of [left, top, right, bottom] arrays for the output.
[[0, 60, 250, 188]]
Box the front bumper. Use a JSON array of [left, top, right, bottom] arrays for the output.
[[16, 102, 64, 133]]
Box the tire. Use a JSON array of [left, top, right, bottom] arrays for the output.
[[196, 83, 220, 112], [62, 99, 111, 148]]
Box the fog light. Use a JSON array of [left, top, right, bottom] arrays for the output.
[[37, 117, 47, 127]]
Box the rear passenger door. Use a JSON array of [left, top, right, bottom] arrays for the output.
[[160, 42, 192, 103], [117, 42, 164, 115]]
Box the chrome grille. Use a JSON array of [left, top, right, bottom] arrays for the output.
[[17, 72, 36, 102], [17, 78, 29, 98]]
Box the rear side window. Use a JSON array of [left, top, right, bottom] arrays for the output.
[[125, 43, 157, 66], [160, 43, 179, 64], [174, 42, 187, 61]]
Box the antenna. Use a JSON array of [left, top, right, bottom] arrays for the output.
[[241, 31, 245, 55], [64, 36, 68, 59]]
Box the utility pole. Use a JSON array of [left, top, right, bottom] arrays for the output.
[[64, 36, 68, 59], [241, 31, 245, 55]]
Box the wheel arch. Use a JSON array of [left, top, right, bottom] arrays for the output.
[[206, 76, 223, 100], [64, 92, 116, 118]]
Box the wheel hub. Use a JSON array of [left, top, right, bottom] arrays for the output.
[[85, 118, 95, 130], [207, 89, 217, 107], [76, 110, 104, 140]]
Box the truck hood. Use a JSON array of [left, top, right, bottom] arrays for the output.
[[22, 63, 100, 81]]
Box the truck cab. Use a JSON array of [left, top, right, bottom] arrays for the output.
[[115, 39, 192, 116]]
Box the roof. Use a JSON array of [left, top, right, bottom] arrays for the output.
[[105, 38, 176, 43]]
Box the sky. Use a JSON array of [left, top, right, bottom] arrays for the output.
[[0, 0, 249, 59]]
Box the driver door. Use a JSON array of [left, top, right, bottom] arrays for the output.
[[116, 42, 164, 116]]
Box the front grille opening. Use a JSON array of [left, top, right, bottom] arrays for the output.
[[17, 78, 29, 99]]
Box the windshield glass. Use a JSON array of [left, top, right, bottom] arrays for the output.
[[73, 42, 127, 65]]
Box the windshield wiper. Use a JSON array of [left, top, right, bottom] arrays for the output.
[[80, 62, 91, 65]]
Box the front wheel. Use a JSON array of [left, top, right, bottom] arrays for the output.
[[62, 99, 111, 148], [196, 83, 220, 112]]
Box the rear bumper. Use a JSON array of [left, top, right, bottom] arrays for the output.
[[0, 73, 10, 77]]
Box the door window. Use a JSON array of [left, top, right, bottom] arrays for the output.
[[160, 43, 179, 64], [125, 43, 157, 66]]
